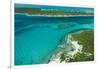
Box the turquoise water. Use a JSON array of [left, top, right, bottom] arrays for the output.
[[15, 4, 94, 13], [15, 14, 94, 65], [15, 4, 94, 65]]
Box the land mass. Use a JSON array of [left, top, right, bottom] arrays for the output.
[[48, 30, 94, 63], [15, 8, 94, 16]]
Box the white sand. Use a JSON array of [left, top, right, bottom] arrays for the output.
[[49, 35, 83, 64], [16, 13, 93, 17]]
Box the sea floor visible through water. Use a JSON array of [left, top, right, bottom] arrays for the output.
[[15, 14, 94, 65]]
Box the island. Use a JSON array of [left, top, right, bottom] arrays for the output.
[[48, 30, 94, 63], [15, 8, 94, 17]]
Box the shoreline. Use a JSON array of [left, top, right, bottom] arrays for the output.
[[48, 30, 94, 63], [15, 13, 94, 17], [48, 35, 82, 64]]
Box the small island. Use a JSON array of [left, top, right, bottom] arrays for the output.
[[15, 8, 94, 17], [49, 30, 94, 63]]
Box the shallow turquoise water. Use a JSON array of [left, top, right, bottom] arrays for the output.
[[15, 14, 94, 65]]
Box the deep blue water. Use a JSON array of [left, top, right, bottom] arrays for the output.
[[15, 14, 94, 65]]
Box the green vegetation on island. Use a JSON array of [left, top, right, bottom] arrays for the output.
[[69, 30, 94, 62], [15, 8, 94, 16], [49, 30, 94, 63], [72, 30, 94, 53]]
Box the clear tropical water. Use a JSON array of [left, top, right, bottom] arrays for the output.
[[15, 14, 94, 65], [15, 4, 94, 13], [15, 4, 94, 65]]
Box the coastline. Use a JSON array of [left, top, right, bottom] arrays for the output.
[[48, 34, 82, 64], [48, 30, 94, 63], [14, 4, 94, 65], [15, 13, 94, 17]]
